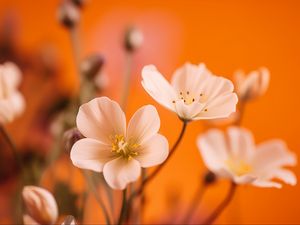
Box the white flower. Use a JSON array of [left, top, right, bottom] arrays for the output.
[[70, 97, 169, 190], [22, 186, 58, 225], [0, 62, 25, 124], [197, 127, 297, 188], [141, 63, 238, 121], [234, 67, 270, 101]]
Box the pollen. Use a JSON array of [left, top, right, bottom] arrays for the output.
[[226, 159, 252, 176], [111, 134, 139, 161]]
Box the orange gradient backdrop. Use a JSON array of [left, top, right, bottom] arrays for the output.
[[0, 0, 300, 224]]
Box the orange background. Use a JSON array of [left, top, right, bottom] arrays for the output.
[[0, 0, 300, 224]]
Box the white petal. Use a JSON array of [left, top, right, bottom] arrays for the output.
[[0, 99, 14, 123], [252, 179, 282, 189], [227, 127, 255, 160], [23, 214, 39, 225], [0, 62, 22, 90], [76, 97, 126, 143], [202, 75, 234, 101], [174, 100, 204, 120], [233, 174, 257, 184], [9, 91, 25, 116], [171, 63, 209, 94], [267, 168, 297, 186], [252, 139, 297, 172], [70, 138, 114, 172], [141, 65, 177, 112], [194, 93, 238, 119], [103, 158, 141, 190], [127, 105, 160, 144], [197, 129, 228, 172], [135, 134, 169, 168]]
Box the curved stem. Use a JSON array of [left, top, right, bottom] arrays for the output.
[[182, 183, 207, 224], [83, 171, 111, 225], [202, 182, 237, 224], [0, 125, 23, 170], [120, 51, 133, 111], [118, 188, 127, 225], [125, 121, 188, 219]]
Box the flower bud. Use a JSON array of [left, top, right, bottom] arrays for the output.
[[61, 215, 77, 225], [57, 1, 80, 29], [234, 67, 270, 101], [80, 54, 105, 80], [124, 27, 143, 52], [22, 186, 58, 225], [203, 171, 216, 185], [63, 128, 84, 153]]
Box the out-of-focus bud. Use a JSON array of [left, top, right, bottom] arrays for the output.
[[61, 215, 77, 225], [80, 54, 105, 80], [63, 128, 84, 153], [124, 27, 144, 52], [234, 67, 270, 101], [203, 171, 217, 186], [94, 71, 109, 91], [22, 186, 58, 225], [71, 0, 86, 8], [57, 1, 80, 29]]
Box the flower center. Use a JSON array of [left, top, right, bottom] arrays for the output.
[[111, 135, 139, 161], [178, 91, 195, 105], [226, 158, 252, 176]]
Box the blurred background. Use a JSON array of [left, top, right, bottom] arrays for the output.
[[0, 0, 299, 224]]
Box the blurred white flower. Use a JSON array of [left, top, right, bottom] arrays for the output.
[[124, 27, 144, 52], [234, 67, 270, 101], [22, 186, 58, 225], [142, 63, 238, 121], [71, 97, 169, 190], [0, 62, 25, 124], [61, 215, 76, 225], [197, 127, 297, 188]]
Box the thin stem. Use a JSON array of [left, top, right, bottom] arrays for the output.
[[182, 183, 208, 224], [234, 100, 246, 126], [125, 121, 188, 219], [0, 125, 23, 170], [118, 188, 127, 225], [120, 51, 133, 111], [202, 182, 237, 225], [83, 171, 111, 225]]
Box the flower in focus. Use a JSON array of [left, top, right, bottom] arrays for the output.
[[197, 127, 297, 188], [70, 97, 169, 190], [0, 62, 25, 124], [22, 186, 58, 225], [141, 63, 238, 121], [234, 67, 270, 101]]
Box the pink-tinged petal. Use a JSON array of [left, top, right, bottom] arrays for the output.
[[171, 63, 209, 94], [252, 179, 282, 189], [127, 105, 160, 144], [9, 92, 25, 116], [252, 140, 297, 171], [202, 75, 234, 101], [103, 158, 141, 190], [135, 134, 169, 168], [227, 127, 255, 160], [141, 65, 177, 112], [194, 93, 238, 120], [174, 100, 205, 121], [0, 99, 14, 123], [70, 138, 114, 172], [258, 67, 270, 96], [23, 214, 39, 225], [232, 174, 257, 184], [0, 62, 22, 90], [267, 168, 297, 186], [22, 186, 58, 224], [76, 97, 126, 143], [197, 129, 228, 172]]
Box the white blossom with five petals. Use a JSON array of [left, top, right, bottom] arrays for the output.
[[141, 63, 238, 121], [0, 62, 25, 124], [197, 127, 297, 188], [70, 97, 169, 190]]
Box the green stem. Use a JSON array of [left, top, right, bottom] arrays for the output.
[[118, 188, 127, 225], [83, 171, 111, 225], [202, 182, 237, 224]]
